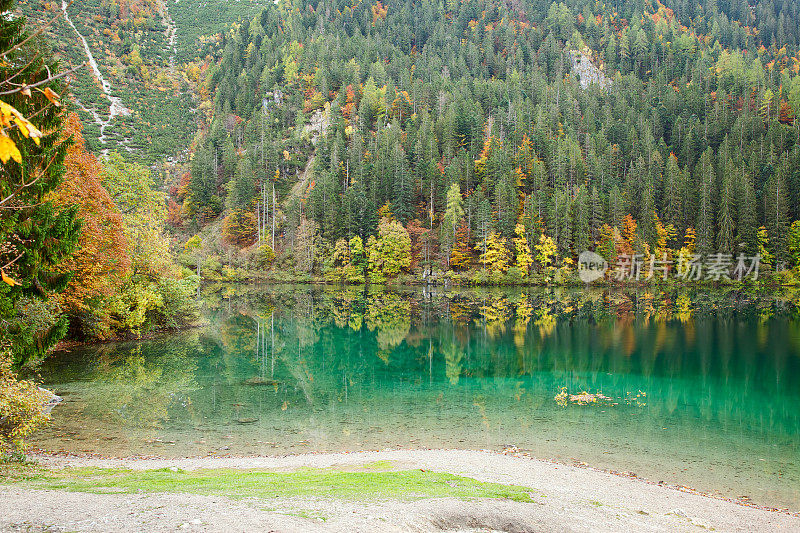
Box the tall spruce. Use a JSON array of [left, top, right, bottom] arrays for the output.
[[0, 0, 81, 367]]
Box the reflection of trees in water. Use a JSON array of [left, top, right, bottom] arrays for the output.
[[366, 292, 411, 355], [442, 341, 464, 385], [81, 337, 200, 429], [176, 286, 800, 437]]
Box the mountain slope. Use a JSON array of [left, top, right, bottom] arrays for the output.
[[17, 0, 273, 164], [182, 0, 800, 277]]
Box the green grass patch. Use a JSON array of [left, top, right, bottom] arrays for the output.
[[351, 460, 397, 471], [1, 465, 538, 503]]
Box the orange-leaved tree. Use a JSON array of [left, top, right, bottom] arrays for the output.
[[50, 114, 129, 335]]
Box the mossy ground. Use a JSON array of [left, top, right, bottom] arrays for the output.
[[0, 461, 539, 503]]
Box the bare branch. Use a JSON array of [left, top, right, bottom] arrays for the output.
[[1, 252, 24, 272], [0, 152, 59, 207], [0, 63, 85, 96], [1, 52, 42, 87]]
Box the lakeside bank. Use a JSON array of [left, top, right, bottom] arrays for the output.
[[2, 449, 798, 532]]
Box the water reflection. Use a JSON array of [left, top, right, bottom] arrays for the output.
[[35, 286, 800, 509]]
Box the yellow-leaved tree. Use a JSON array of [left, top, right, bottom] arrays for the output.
[[513, 223, 534, 274], [476, 231, 509, 273]]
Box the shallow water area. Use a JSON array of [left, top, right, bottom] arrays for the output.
[[31, 285, 800, 511]]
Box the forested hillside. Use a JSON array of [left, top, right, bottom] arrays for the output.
[[181, 0, 800, 283]]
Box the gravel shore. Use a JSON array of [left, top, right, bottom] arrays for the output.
[[2, 449, 797, 532]]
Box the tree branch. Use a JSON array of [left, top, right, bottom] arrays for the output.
[[0, 63, 85, 96], [1, 252, 24, 272]]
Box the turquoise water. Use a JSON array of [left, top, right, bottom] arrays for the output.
[[33, 286, 800, 509]]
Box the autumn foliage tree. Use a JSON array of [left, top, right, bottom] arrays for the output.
[[50, 114, 129, 333], [222, 209, 257, 247], [477, 232, 509, 273], [513, 223, 534, 274], [450, 220, 473, 270]]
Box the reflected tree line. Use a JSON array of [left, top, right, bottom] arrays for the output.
[[50, 286, 800, 438]]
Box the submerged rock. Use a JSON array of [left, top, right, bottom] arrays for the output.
[[38, 387, 63, 415]]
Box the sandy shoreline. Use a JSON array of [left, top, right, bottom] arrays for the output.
[[2, 448, 798, 532]]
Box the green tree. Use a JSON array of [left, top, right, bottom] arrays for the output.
[[441, 183, 465, 266], [102, 154, 175, 278], [367, 217, 412, 278], [573, 186, 590, 254], [695, 149, 716, 255], [787, 221, 800, 270], [1, 1, 80, 367]]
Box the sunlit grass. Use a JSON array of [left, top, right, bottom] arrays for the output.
[[1, 463, 539, 503]]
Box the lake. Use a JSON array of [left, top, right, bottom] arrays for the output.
[[32, 285, 800, 510]]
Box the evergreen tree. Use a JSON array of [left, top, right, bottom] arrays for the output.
[[663, 153, 683, 229], [717, 158, 736, 253], [764, 157, 790, 262], [1, 1, 81, 367], [573, 185, 590, 254], [695, 149, 716, 255], [736, 166, 758, 254], [589, 186, 604, 247]]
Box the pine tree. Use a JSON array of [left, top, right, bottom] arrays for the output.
[[717, 158, 736, 254], [589, 186, 604, 246], [639, 172, 657, 251], [573, 185, 590, 254], [695, 149, 716, 255], [764, 157, 790, 262], [608, 185, 625, 229], [1, 2, 81, 367], [391, 142, 413, 223], [663, 153, 683, 229], [736, 165, 758, 255]]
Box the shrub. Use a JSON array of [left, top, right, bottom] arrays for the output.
[[0, 347, 49, 456], [505, 266, 526, 285], [255, 244, 276, 268], [9, 297, 68, 369], [155, 276, 200, 328]]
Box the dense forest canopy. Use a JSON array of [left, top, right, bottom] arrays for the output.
[[182, 0, 800, 279]]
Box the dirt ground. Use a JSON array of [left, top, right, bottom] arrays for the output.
[[1, 449, 798, 532]]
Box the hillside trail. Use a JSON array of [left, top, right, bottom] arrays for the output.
[[62, 0, 130, 155], [156, 0, 177, 73]]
